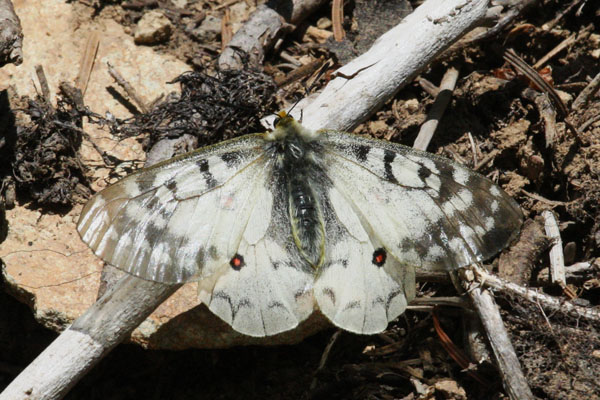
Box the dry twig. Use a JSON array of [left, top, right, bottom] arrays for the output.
[[461, 267, 535, 400], [413, 67, 460, 151], [572, 71, 600, 111], [75, 31, 100, 96], [107, 62, 149, 113], [542, 210, 567, 288]]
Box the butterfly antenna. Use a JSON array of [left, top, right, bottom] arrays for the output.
[[287, 59, 333, 120]]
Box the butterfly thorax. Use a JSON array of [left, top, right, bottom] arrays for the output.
[[266, 113, 326, 269]]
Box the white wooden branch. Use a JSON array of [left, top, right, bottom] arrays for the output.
[[466, 284, 535, 400], [300, 0, 489, 132], [1, 0, 492, 398], [474, 264, 600, 323]]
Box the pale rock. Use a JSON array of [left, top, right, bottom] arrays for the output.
[[188, 15, 222, 42], [134, 10, 173, 45]]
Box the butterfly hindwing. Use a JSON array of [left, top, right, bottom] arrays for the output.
[[199, 176, 315, 337], [315, 184, 415, 334]]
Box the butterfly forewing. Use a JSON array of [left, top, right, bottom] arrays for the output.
[[78, 135, 268, 283]]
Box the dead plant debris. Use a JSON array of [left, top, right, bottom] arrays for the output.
[[106, 66, 278, 151]]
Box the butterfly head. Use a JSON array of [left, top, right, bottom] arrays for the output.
[[273, 111, 294, 129], [266, 111, 319, 142]]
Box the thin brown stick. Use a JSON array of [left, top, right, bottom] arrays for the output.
[[331, 0, 345, 41], [35, 65, 51, 104], [543, 0, 584, 31], [309, 329, 342, 390], [220, 8, 232, 51], [473, 149, 500, 171], [274, 58, 325, 87], [107, 62, 149, 113], [503, 49, 569, 118], [577, 113, 600, 133], [532, 33, 575, 70], [520, 189, 572, 207], [75, 31, 100, 96], [572, 70, 600, 111]]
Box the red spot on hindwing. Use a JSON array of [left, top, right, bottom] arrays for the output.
[[372, 248, 387, 267], [229, 254, 245, 270]]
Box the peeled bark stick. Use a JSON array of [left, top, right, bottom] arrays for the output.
[[542, 210, 566, 288], [413, 67, 460, 151], [466, 285, 535, 400], [0, 0, 23, 67], [0, 278, 182, 400], [218, 0, 328, 70], [472, 263, 600, 324], [300, 0, 489, 132]]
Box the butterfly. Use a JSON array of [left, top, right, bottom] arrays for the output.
[[77, 111, 523, 337]]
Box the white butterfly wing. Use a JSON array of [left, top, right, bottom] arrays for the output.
[[312, 131, 522, 333], [78, 135, 266, 282], [315, 184, 415, 334], [199, 176, 315, 336], [78, 134, 315, 336]]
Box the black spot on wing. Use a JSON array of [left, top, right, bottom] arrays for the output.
[[268, 301, 285, 309], [383, 150, 398, 184], [343, 300, 361, 311], [418, 165, 432, 180], [212, 291, 252, 320], [229, 253, 245, 270], [322, 287, 336, 305], [208, 245, 219, 260], [196, 159, 218, 188], [221, 151, 242, 168], [136, 175, 157, 193], [386, 288, 405, 308], [352, 144, 370, 162], [432, 161, 456, 201], [165, 179, 177, 191]]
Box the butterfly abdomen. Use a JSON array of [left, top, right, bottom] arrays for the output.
[[274, 132, 327, 269], [287, 174, 325, 269]]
